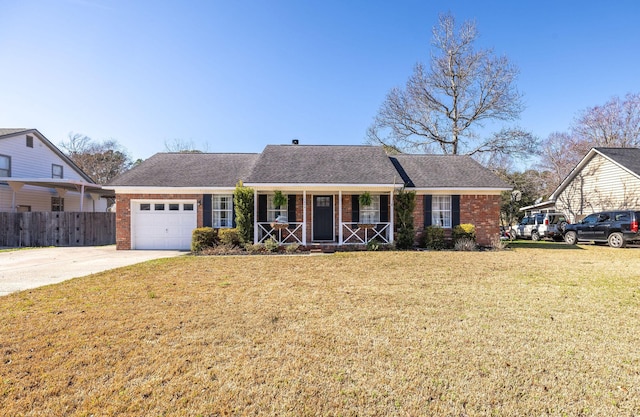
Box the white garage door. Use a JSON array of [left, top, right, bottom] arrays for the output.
[[132, 200, 197, 250]]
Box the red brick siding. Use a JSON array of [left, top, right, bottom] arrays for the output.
[[411, 193, 501, 246], [460, 194, 501, 246], [115, 193, 203, 250]]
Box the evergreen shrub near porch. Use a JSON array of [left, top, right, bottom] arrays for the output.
[[233, 181, 254, 244], [394, 188, 417, 249]]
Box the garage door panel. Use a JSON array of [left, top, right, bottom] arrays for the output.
[[132, 200, 197, 250]]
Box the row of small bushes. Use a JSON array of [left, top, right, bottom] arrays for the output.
[[194, 223, 494, 254], [419, 223, 477, 251], [191, 227, 243, 252]]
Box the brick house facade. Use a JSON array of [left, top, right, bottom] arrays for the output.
[[108, 146, 509, 250]]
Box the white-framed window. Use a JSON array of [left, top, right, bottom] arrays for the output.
[[26, 135, 33, 148], [266, 194, 287, 222], [0, 155, 10, 177], [213, 194, 233, 228], [360, 194, 380, 224], [52, 164, 63, 179], [432, 195, 452, 228]]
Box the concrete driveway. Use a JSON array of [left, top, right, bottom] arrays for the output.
[[0, 246, 187, 296]]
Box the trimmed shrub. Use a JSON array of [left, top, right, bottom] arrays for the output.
[[395, 187, 417, 249], [285, 243, 300, 253], [453, 223, 476, 242], [191, 227, 218, 252], [264, 238, 279, 252], [366, 239, 381, 251], [234, 181, 254, 244], [420, 226, 446, 250], [218, 228, 241, 247]]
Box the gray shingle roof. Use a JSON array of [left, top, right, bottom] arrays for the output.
[[390, 154, 511, 189], [596, 147, 640, 177], [245, 145, 400, 184], [108, 146, 509, 189], [108, 153, 259, 187], [0, 128, 31, 138]]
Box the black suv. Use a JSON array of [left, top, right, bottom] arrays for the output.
[[564, 210, 640, 248]]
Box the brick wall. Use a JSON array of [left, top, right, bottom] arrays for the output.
[[115, 193, 203, 250], [411, 193, 501, 246], [460, 194, 501, 246]]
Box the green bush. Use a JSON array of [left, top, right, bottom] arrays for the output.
[[453, 223, 476, 242], [366, 239, 381, 251], [191, 227, 218, 252], [420, 226, 446, 250], [218, 228, 241, 247], [285, 243, 300, 253], [395, 188, 417, 249], [233, 181, 254, 244], [264, 238, 279, 252]]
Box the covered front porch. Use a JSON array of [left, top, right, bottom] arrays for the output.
[[252, 188, 395, 246]]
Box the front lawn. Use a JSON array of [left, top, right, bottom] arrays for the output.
[[1, 246, 640, 415]]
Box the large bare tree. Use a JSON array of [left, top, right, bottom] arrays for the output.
[[368, 13, 536, 160], [60, 133, 133, 184]]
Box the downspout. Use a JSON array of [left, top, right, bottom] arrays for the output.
[[79, 184, 85, 212]]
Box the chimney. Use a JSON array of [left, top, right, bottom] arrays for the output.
[[291, 139, 299, 145]]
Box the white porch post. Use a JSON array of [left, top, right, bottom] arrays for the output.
[[253, 189, 258, 244], [389, 190, 395, 244], [338, 190, 343, 244], [302, 190, 307, 245], [8, 181, 23, 212], [79, 184, 85, 212]]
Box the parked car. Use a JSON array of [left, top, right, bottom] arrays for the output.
[[564, 210, 640, 248], [511, 212, 567, 241]]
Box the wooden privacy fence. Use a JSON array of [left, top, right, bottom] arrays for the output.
[[0, 212, 116, 247]]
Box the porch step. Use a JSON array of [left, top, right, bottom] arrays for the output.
[[309, 245, 336, 254]]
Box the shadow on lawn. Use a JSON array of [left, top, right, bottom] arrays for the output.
[[507, 240, 586, 250]]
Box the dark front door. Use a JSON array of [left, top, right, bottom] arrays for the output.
[[313, 195, 334, 241]]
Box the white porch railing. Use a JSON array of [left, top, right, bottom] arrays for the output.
[[257, 222, 304, 244], [341, 222, 391, 244]]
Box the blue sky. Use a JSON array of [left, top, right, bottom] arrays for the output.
[[1, 1, 639, 164]]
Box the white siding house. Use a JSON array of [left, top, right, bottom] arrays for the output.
[[551, 148, 640, 222], [0, 129, 109, 212]]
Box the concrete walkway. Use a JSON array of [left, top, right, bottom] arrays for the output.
[[0, 246, 187, 296]]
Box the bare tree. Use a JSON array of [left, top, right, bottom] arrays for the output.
[[164, 138, 206, 153], [60, 133, 133, 184], [368, 13, 535, 160], [538, 93, 640, 194], [573, 93, 640, 149]]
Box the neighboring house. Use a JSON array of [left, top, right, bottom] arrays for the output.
[[550, 147, 640, 222], [0, 128, 110, 213], [107, 144, 510, 250]]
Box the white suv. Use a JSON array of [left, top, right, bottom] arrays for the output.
[[512, 212, 567, 241]]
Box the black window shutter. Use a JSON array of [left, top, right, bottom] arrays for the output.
[[258, 194, 267, 223], [203, 194, 212, 227], [424, 195, 432, 227], [380, 194, 389, 222], [231, 197, 236, 228], [352, 195, 360, 223], [452, 195, 461, 227], [287, 194, 296, 223]]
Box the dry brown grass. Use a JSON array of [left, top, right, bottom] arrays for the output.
[[2, 245, 640, 416]]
